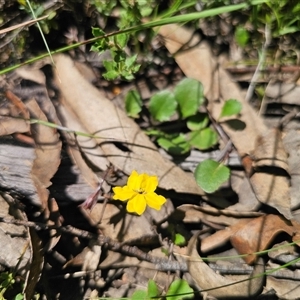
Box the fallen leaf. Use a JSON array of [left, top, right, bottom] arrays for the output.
[[266, 276, 300, 300], [57, 104, 104, 189], [187, 232, 265, 298], [27, 98, 62, 211], [265, 82, 300, 105], [173, 204, 263, 226], [250, 173, 292, 220], [230, 170, 261, 211], [283, 130, 300, 210], [230, 214, 296, 264]]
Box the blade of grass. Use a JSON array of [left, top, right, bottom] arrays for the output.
[[0, 15, 49, 35], [25, 0, 55, 66], [0, 0, 267, 75]]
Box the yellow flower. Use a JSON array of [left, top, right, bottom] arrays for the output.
[[112, 170, 166, 215]]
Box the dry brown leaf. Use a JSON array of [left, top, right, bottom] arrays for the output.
[[250, 173, 292, 219], [283, 130, 300, 210], [266, 276, 300, 300], [159, 24, 291, 218], [187, 233, 265, 298], [251, 129, 289, 171], [200, 219, 251, 253], [174, 204, 263, 226], [27, 98, 62, 211], [0, 116, 29, 136], [53, 54, 204, 195], [265, 82, 300, 105], [230, 214, 296, 264], [0, 91, 30, 136], [230, 170, 261, 211], [57, 104, 105, 189]]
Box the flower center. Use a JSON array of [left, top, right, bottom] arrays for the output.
[[135, 188, 146, 194]]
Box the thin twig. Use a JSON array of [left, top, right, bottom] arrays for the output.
[[0, 216, 188, 271]]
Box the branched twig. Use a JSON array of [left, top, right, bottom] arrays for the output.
[[0, 216, 188, 272]]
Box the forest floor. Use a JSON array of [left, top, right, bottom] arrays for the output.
[[1, 1, 300, 299]]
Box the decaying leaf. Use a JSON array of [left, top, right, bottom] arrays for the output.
[[250, 173, 292, 220], [27, 98, 62, 211], [187, 232, 265, 298], [57, 104, 103, 189], [230, 214, 300, 264], [283, 130, 300, 210], [173, 204, 263, 226], [266, 276, 300, 300], [265, 82, 300, 105], [230, 170, 261, 211]]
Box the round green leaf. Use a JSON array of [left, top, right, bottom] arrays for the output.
[[189, 128, 218, 150], [174, 233, 186, 246], [219, 99, 242, 119], [186, 112, 209, 131], [131, 290, 148, 300], [147, 279, 159, 298], [174, 78, 204, 118], [149, 90, 177, 121], [157, 134, 190, 155], [125, 90, 142, 118], [194, 159, 230, 193], [166, 279, 194, 300]]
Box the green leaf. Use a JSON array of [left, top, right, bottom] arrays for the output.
[[147, 279, 159, 298], [145, 128, 163, 136], [174, 78, 204, 118], [186, 112, 209, 131], [166, 279, 194, 300], [103, 60, 116, 71], [125, 54, 138, 68], [103, 70, 119, 80], [235, 26, 249, 47], [115, 33, 128, 48], [91, 27, 106, 37], [194, 159, 230, 193], [125, 90, 142, 118], [131, 290, 149, 300], [157, 134, 190, 155], [174, 233, 186, 246], [189, 128, 218, 150], [149, 90, 177, 121], [15, 294, 24, 300], [219, 99, 242, 119]]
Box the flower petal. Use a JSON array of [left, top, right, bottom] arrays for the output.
[[141, 174, 158, 193], [112, 186, 136, 201], [126, 194, 147, 215], [145, 193, 166, 210], [127, 170, 143, 191]]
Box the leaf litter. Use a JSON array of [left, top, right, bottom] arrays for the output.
[[1, 22, 300, 300]]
